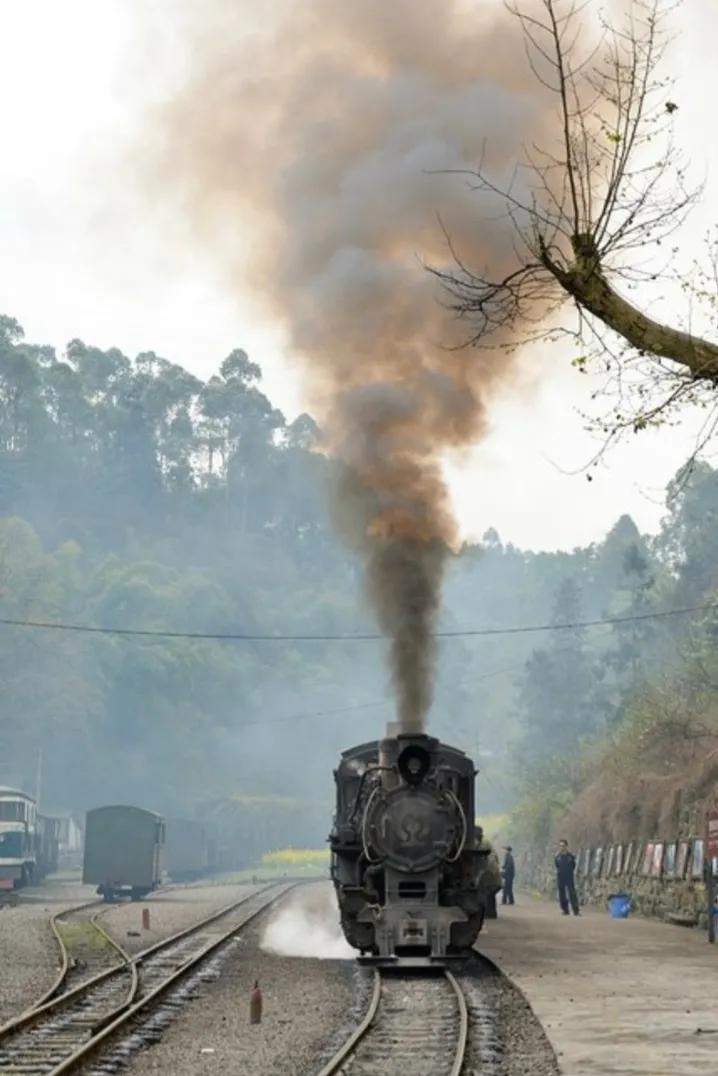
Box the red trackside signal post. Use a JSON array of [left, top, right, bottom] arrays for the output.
[[250, 980, 262, 1024]]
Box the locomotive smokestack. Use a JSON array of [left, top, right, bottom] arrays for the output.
[[378, 729, 398, 777]]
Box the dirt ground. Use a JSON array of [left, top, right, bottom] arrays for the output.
[[479, 892, 718, 1076]]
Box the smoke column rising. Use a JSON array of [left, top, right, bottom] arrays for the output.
[[147, 0, 541, 731]]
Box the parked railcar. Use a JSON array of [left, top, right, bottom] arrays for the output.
[[36, 814, 61, 878], [200, 795, 326, 871], [330, 732, 501, 967], [83, 805, 165, 901], [0, 786, 38, 890], [164, 818, 216, 880]]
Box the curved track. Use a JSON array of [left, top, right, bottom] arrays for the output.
[[0, 882, 293, 1076], [39, 901, 131, 1006], [318, 968, 468, 1076]]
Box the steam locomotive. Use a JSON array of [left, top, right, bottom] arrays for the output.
[[330, 731, 498, 966]]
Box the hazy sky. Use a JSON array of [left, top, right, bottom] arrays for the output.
[[1, 0, 717, 551]]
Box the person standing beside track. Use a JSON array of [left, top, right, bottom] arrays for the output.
[[501, 846, 515, 905], [555, 839, 580, 916]]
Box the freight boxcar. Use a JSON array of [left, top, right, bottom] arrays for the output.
[[83, 805, 165, 901], [36, 814, 61, 878], [164, 819, 216, 880]]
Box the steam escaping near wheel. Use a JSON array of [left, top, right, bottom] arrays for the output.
[[330, 732, 500, 967], [260, 885, 353, 960], [143, 0, 546, 734]]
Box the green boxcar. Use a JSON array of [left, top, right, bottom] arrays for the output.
[[83, 805, 165, 901], [165, 819, 212, 880]]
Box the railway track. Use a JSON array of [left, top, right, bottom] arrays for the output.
[[20, 881, 187, 1013], [42, 901, 130, 1003], [318, 968, 468, 1076], [0, 882, 293, 1076]]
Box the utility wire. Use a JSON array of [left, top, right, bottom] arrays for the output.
[[0, 601, 717, 641], [231, 629, 616, 730], [233, 657, 530, 730]]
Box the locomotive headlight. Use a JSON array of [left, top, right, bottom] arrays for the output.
[[397, 744, 431, 786]]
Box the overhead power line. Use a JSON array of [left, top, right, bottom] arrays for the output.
[[233, 655, 537, 729], [230, 632, 617, 730], [0, 601, 717, 642]]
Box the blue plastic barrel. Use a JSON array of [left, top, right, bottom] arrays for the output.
[[608, 893, 631, 918]]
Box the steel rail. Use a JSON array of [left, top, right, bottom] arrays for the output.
[[445, 969, 470, 1076], [315, 969, 381, 1076], [0, 881, 283, 1047], [317, 967, 469, 1076], [31, 901, 101, 1012], [1, 899, 130, 1030], [5, 877, 187, 1024], [45, 882, 295, 1075]]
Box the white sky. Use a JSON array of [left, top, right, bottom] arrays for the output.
[[1, 0, 716, 552]]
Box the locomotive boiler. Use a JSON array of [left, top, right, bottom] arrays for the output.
[[330, 731, 498, 966]]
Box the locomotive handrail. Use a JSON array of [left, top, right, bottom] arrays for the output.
[[361, 787, 383, 864], [348, 765, 392, 823], [445, 790, 468, 864]]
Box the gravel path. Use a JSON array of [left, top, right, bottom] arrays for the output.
[[95, 880, 270, 956], [119, 883, 356, 1076], [0, 875, 97, 1027]]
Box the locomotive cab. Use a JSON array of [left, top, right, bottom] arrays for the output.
[[330, 732, 491, 967]]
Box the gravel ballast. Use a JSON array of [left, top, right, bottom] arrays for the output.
[[95, 880, 270, 956], [122, 883, 355, 1076], [86, 883, 559, 1076], [0, 875, 274, 1028], [0, 876, 97, 1026], [460, 956, 560, 1076]]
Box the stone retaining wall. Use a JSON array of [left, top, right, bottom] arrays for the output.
[[521, 836, 714, 929]]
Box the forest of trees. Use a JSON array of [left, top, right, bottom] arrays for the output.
[[2, 313, 718, 845]]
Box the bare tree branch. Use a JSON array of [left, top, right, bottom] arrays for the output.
[[431, 0, 718, 442]]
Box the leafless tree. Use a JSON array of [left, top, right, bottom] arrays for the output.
[[432, 0, 718, 449]]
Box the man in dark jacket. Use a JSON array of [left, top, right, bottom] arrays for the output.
[[555, 839, 580, 916], [501, 846, 515, 905]]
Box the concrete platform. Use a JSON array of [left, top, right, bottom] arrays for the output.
[[478, 893, 718, 1076]]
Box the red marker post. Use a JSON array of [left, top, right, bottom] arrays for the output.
[[250, 980, 263, 1024]]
